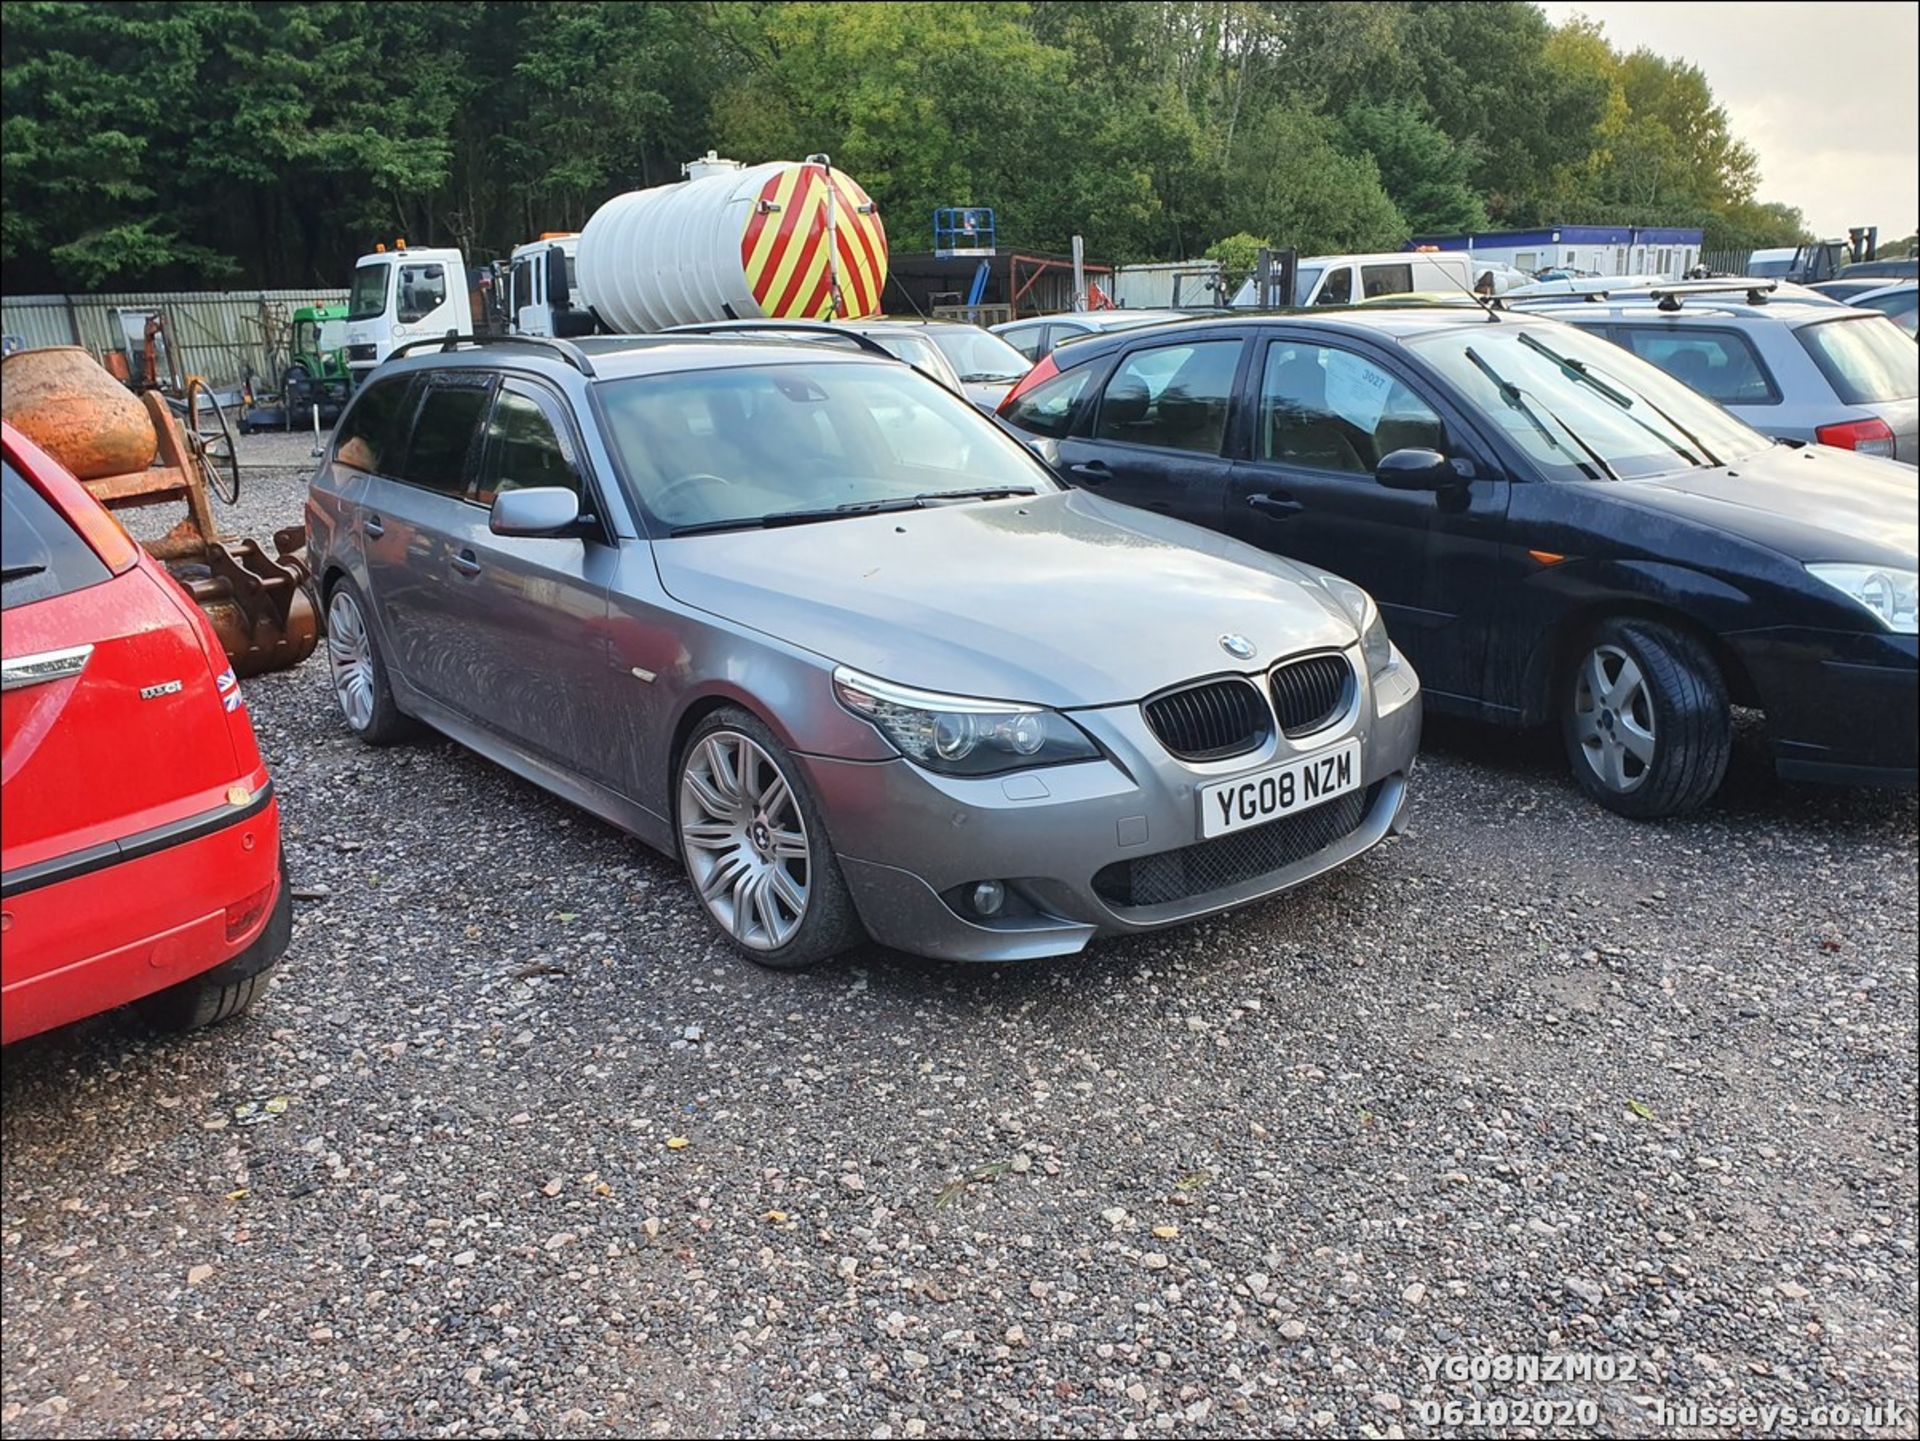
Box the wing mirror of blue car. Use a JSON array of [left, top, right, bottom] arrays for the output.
[[1375, 448, 1471, 492], [489, 486, 582, 537]]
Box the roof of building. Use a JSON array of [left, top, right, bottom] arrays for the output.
[[1412, 225, 1704, 249]]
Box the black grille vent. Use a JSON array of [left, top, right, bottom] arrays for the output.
[[347, 343, 378, 362], [1270, 653, 1353, 737], [1142, 678, 1271, 761], [1093, 784, 1378, 909]]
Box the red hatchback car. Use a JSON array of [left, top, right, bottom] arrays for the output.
[[1, 421, 289, 1045]]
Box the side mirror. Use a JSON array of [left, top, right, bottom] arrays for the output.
[[1376, 447, 1466, 491], [489, 486, 581, 537], [545, 246, 571, 309]]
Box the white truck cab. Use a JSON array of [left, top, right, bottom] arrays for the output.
[[507, 234, 590, 338], [343, 244, 470, 381], [1233, 251, 1478, 307]]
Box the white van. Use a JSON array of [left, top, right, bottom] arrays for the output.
[[1233, 251, 1478, 307]]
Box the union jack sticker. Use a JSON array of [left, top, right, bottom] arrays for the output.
[[216, 668, 244, 713]]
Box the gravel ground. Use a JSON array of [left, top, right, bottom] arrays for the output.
[[4, 448, 1916, 1439]]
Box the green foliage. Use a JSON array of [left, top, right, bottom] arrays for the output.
[[1203, 233, 1273, 288], [1338, 102, 1487, 236], [1223, 104, 1408, 254], [0, 0, 1819, 291]]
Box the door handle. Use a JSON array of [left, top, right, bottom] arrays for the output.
[[1246, 492, 1304, 519], [450, 549, 482, 576], [363, 513, 385, 538], [1068, 461, 1111, 485]]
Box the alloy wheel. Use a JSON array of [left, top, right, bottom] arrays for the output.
[[326, 588, 376, 732], [678, 731, 812, 950], [1571, 643, 1656, 793]]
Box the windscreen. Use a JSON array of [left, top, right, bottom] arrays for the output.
[[1409, 321, 1772, 481], [597, 362, 1058, 532], [863, 331, 955, 384], [348, 262, 390, 321], [923, 327, 1033, 383]]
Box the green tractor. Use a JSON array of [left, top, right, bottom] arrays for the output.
[[241, 302, 354, 433]]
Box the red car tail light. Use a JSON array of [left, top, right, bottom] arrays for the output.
[[1814, 417, 1896, 457], [225, 875, 279, 943], [997, 353, 1058, 416]]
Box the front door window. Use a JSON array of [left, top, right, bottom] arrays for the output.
[[1258, 342, 1445, 473]]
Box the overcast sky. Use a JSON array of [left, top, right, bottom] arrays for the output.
[[1538, 1, 1919, 240]]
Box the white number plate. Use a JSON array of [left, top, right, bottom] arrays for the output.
[[1198, 739, 1361, 839]]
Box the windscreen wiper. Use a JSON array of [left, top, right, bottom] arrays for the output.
[[1, 560, 48, 583], [912, 486, 1037, 503], [1515, 331, 1718, 466], [669, 497, 923, 536], [1464, 346, 1618, 481], [667, 489, 1033, 537]]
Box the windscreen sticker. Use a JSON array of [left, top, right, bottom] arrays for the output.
[[1323, 350, 1394, 433]]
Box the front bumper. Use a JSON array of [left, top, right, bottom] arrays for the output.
[[1728, 626, 1918, 785], [802, 646, 1422, 961]]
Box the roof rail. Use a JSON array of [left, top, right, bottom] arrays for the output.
[[386, 330, 597, 377], [1511, 278, 1781, 311], [660, 320, 899, 359], [1646, 278, 1779, 311]]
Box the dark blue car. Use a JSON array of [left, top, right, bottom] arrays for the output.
[[998, 308, 1918, 817]]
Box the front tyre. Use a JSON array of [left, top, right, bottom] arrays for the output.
[[675, 708, 863, 969], [1561, 618, 1730, 819]]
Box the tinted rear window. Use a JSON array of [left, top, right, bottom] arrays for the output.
[[1796, 316, 1920, 405], [334, 375, 417, 475], [398, 376, 493, 496], [2, 458, 112, 611]]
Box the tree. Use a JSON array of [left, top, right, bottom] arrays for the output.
[[1338, 101, 1487, 237], [1203, 232, 1271, 289], [1220, 104, 1406, 255], [0, 2, 228, 286], [0, 0, 1826, 291]]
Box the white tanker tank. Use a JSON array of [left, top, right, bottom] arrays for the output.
[[570, 153, 890, 332]]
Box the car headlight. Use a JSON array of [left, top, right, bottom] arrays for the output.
[[1320, 575, 1393, 674], [832, 667, 1100, 775], [1806, 564, 1918, 634]]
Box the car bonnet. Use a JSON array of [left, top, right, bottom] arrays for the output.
[[648, 489, 1359, 707], [1606, 443, 1918, 568]]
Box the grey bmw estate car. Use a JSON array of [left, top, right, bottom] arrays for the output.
[[305, 331, 1421, 966]]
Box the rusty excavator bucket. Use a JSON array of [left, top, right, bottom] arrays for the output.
[[2, 345, 321, 678]]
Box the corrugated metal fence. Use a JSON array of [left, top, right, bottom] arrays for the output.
[[1, 289, 351, 389]]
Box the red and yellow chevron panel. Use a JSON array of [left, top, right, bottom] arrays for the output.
[[739, 165, 890, 321]]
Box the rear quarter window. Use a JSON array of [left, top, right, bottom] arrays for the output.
[[2, 458, 112, 611], [1003, 365, 1093, 439], [1796, 316, 1920, 404]]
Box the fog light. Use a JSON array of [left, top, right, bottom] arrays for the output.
[[970, 881, 1006, 918]]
